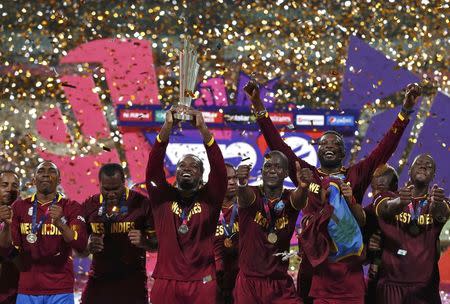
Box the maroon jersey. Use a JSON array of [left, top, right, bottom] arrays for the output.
[[145, 137, 227, 281], [10, 194, 87, 295], [82, 189, 153, 278], [214, 203, 239, 273], [238, 187, 299, 279], [0, 237, 19, 303], [373, 192, 446, 285], [256, 112, 409, 298]]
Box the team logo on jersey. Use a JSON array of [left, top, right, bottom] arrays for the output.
[[77, 215, 86, 223]]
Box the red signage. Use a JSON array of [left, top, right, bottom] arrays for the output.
[[119, 109, 153, 122], [269, 113, 293, 125], [202, 111, 224, 123]]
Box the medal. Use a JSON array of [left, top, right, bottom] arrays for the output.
[[26, 233, 37, 244], [261, 190, 282, 245], [220, 204, 238, 240], [178, 224, 189, 234], [29, 193, 60, 243], [267, 232, 278, 244], [224, 238, 233, 248], [407, 199, 427, 236]]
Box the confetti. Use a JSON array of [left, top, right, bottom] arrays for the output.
[[0, 5, 448, 299]]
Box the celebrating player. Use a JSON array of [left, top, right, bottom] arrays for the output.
[[364, 164, 399, 304], [214, 163, 239, 304], [244, 81, 421, 303], [80, 163, 156, 304], [372, 154, 449, 304], [146, 106, 227, 304], [10, 161, 87, 304], [234, 152, 312, 304], [0, 170, 20, 304]]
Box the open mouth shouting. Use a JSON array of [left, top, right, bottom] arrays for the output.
[[324, 150, 336, 160]]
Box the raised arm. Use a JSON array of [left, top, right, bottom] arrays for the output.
[[236, 165, 255, 208], [339, 180, 366, 227], [188, 109, 227, 205], [353, 84, 422, 196], [145, 108, 175, 195], [290, 162, 312, 210], [375, 186, 411, 220], [429, 184, 450, 224], [244, 81, 317, 187]]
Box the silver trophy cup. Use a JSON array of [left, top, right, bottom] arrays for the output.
[[173, 39, 200, 121]]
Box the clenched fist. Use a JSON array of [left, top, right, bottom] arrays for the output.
[[236, 165, 251, 187], [0, 205, 12, 224], [402, 83, 422, 111], [128, 229, 144, 247], [398, 185, 413, 207], [88, 234, 104, 253], [295, 161, 313, 188]]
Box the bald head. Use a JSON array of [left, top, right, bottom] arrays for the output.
[[409, 154, 435, 187]]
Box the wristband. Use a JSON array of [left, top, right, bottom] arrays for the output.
[[254, 110, 268, 119]]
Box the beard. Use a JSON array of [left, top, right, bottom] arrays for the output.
[[178, 179, 198, 191], [318, 155, 342, 169]]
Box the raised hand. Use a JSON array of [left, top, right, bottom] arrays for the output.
[[165, 105, 181, 127], [339, 180, 353, 205], [0, 205, 12, 224], [295, 161, 313, 188], [48, 205, 65, 226], [398, 185, 413, 207], [189, 109, 206, 130], [159, 106, 179, 142], [236, 165, 251, 187], [244, 81, 260, 101], [402, 83, 422, 111], [244, 81, 265, 112], [88, 234, 104, 253], [430, 184, 445, 204]]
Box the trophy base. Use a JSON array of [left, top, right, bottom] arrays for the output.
[[173, 112, 193, 121]]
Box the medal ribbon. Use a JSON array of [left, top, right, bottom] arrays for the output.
[[180, 207, 189, 226], [220, 204, 238, 237], [262, 196, 278, 233], [99, 191, 128, 221], [179, 201, 196, 227], [31, 194, 60, 234], [408, 199, 427, 222]]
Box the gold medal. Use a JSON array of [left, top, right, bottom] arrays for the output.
[[267, 232, 278, 244], [224, 238, 233, 248]]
